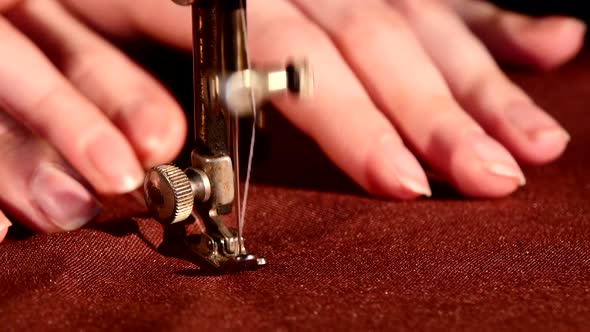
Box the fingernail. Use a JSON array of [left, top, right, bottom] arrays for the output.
[[31, 163, 102, 231], [0, 218, 12, 233], [86, 131, 144, 193], [524, 16, 586, 35], [378, 135, 432, 197], [469, 131, 526, 186], [532, 128, 571, 145], [559, 17, 587, 35], [506, 103, 571, 146]]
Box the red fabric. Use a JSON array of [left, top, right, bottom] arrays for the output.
[[1, 49, 590, 331]]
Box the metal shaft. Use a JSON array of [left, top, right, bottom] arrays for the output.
[[192, 0, 247, 157]]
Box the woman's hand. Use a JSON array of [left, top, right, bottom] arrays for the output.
[[0, 0, 585, 242], [0, 0, 187, 238]]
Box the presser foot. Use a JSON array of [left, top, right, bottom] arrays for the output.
[[144, 163, 266, 273], [184, 229, 266, 274]]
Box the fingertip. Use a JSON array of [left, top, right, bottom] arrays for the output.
[[364, 137, 432, 200], [448, 142, 524, 198], [0, 212, 11, 242], [490, 103, 572, 165], [522, 129, 571, 165], [458, 1, 586, 70], [518, 16, 586, 71], [119, 102, 188, 168], [452, 171, 522, 199], [506, 128, 571, 166], [83, 129, 146, 195], [0, 228, 7, 243]]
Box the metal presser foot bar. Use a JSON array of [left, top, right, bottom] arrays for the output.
[[143, 0, 313, 273]]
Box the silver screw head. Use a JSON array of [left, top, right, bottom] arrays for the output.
[[144, 165, 194, 224]]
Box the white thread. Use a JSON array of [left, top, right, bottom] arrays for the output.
[[239, 114, 256, 237], [237, 0, 256, 253]]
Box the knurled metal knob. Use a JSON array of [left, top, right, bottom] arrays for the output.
[[144, 164, 194, 224]]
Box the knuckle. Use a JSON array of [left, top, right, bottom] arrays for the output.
[[334, 6, 409, 42], [26, 81, 104, 150], [63, 47, 110, 88], [402, 94, 480, 141], [253, 15, 324, 48], [0, 107, 28, 146], [65, 45, 170, 117], [27, 83, 74, 138], [459, 70, 506, 103], [422, 96, 465, 126], [110, 95, 156, 127], [393, 0, 445, 17]]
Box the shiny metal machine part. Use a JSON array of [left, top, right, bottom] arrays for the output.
[[143, 0, 313, 273]]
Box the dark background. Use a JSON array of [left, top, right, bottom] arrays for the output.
[[493, 0, 590, 22]]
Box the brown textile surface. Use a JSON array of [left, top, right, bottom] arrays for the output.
[[2, 48, 590, 331]]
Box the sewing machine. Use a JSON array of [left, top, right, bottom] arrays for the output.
[[142, 0, 313, 273]]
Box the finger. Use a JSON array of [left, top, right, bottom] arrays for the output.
[[396, 0, 570, 165], [9, 0, 187, 168], [291, 0, 525, 197], [250, 0, 431, 199], [0, 16, 144, 194], [58, 0, 192, 51], [0, 110, 101, 234], [0, 210, 11, 243], [452, 0, 586, 70]]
